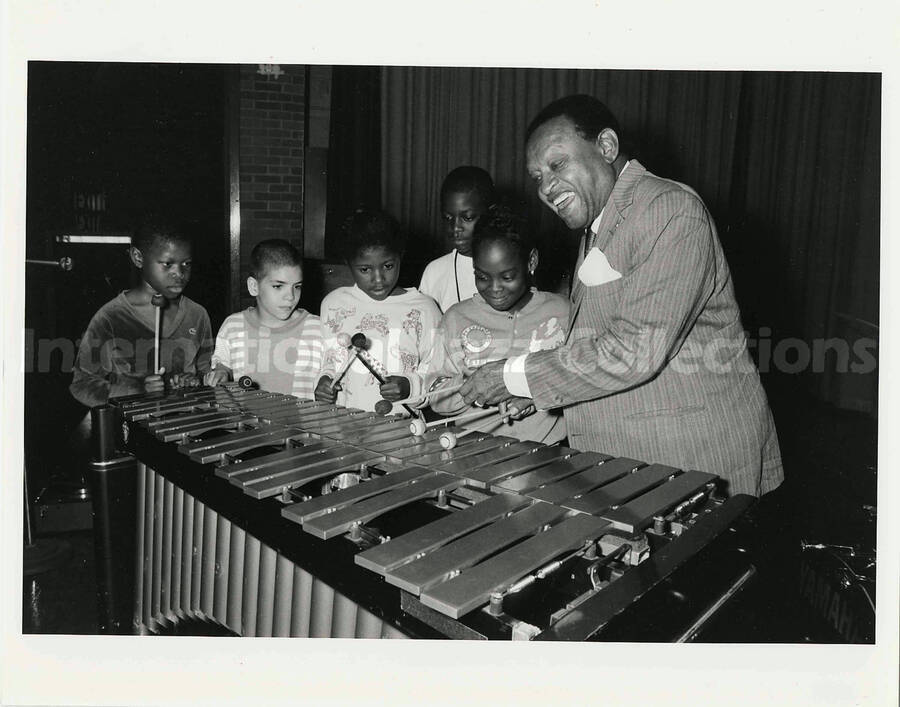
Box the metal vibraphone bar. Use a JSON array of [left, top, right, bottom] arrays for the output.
[[112, 383, 758, 641]]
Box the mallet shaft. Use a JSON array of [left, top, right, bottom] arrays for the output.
[[424, 406, 498, 431], [154, 306, 162, 374], [395, 381, 465, 406], [331, 349, 360, 388], [151, 293, 166, 375], [354, 346, 418, 417]]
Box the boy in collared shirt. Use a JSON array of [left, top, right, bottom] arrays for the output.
[[70, 217, 213, 408]]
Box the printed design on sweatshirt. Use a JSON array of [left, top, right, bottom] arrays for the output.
[[529, 316, 565, 352], [358, 313, 390, 337], [401, 309, 423, 340], [110, 340, 135, 373], [460, 324, 493, 354], [324, 306, 356, 334], [392, 346, 418, 375], [322, 346, 348, 373]]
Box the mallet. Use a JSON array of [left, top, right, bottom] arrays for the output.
[[408, 401, 509, 437], [329, 333, 358, 390], [390, 381, 466, 407], [438, 402, 511, 449], [407, 407, 496, 436], [151, 293, 166, 374], [349, 332, 418, 418], [237, 375, 257, 390], [374, 399, 394, 416]]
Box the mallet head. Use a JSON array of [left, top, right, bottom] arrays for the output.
[[351, 332, 369, 350]]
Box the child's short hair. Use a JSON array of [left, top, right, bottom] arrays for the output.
[[472, 204, 535, 262], [250, 239, 303, 280], [342, 208, 405, 261], [440, 166, 496, 206], [132, 215, 192, 253]]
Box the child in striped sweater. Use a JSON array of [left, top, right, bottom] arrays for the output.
[[205, 239, 322, 398]]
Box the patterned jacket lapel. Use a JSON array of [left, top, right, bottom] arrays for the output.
[[568, 232, 588, 303], [565, 160, 646, 342]]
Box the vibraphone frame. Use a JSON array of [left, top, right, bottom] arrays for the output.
[[103, 386, 760, 640]]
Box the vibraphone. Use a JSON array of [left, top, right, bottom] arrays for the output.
[[110, 384, 759, 640]]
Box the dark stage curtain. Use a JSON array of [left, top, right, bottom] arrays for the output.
[[727, 73, 880, 414], [381, 68, 743, 258], [324, 65, 381, 259], [380, 68, 880, 414]]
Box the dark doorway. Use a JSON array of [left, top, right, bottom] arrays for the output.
[[25, 61, 228, 495]]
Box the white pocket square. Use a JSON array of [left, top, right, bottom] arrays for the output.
[[578, 247, 622, 286]]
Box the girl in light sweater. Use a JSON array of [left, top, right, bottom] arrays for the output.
[[315, 208, 441, 415], [417, 205, 569, 444]]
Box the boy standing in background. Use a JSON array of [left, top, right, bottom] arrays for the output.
[[419, 166, 495, 312]]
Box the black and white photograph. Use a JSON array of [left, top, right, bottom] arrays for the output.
[[2, 1, 897, 705]]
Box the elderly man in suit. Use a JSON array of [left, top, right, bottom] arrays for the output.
[[460, 95, 783, 496]]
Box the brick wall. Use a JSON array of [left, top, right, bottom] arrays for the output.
[[237, 64, 306, 309]]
